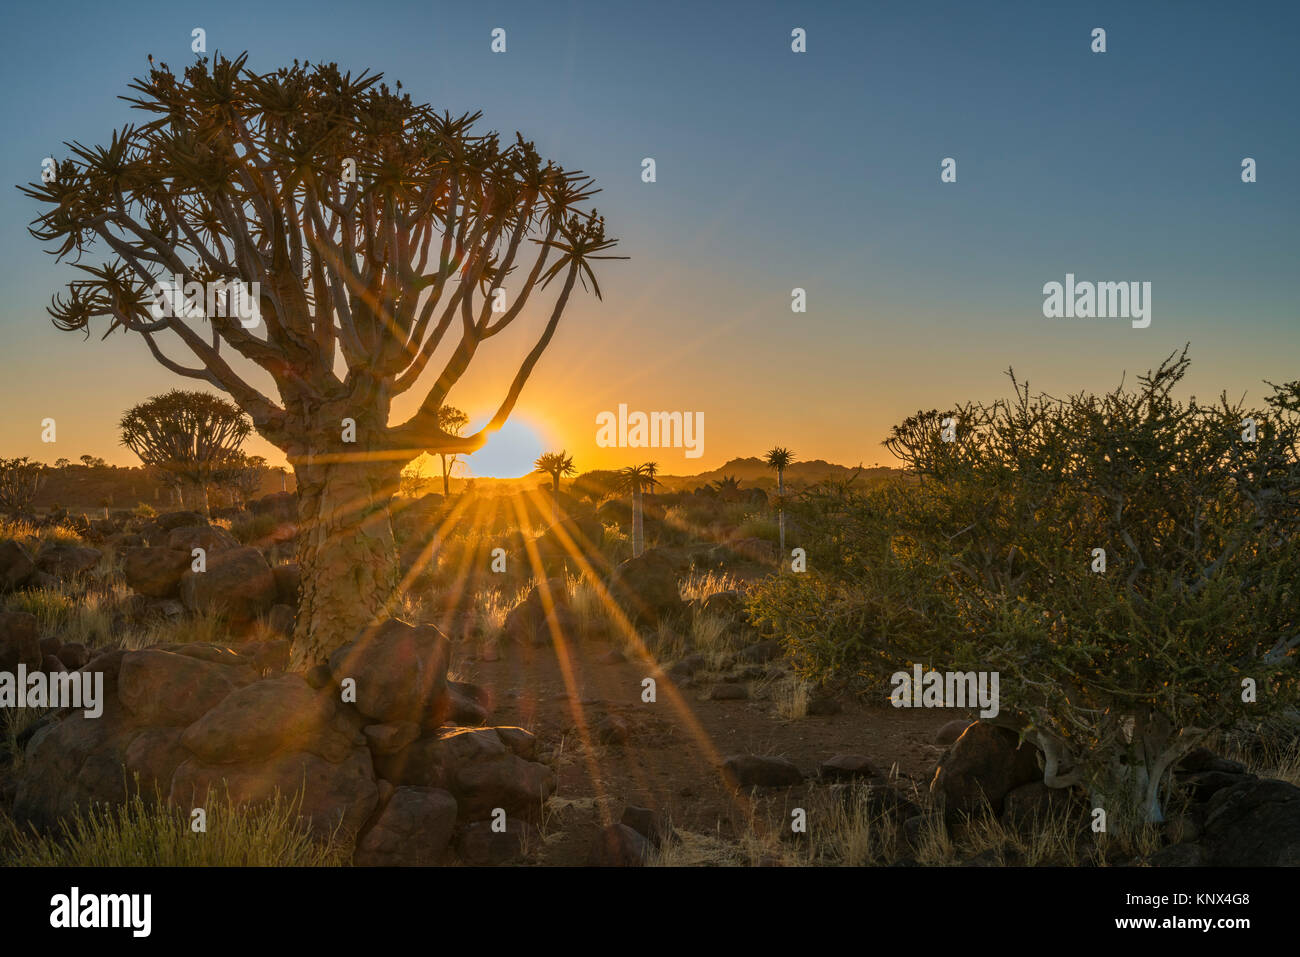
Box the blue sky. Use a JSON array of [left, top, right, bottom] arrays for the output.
[[1, 0, 1296, 475]]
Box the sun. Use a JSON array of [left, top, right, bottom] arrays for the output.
[[461, 415, 549, 479]]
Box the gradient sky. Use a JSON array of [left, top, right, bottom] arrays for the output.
[[1, 0, 1296, 477]]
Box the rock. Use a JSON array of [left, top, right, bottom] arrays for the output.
[[0, 540, 36, 592], [621, 805, 672, 848], [701, 589, 745, 619], [170, 745, 378, 839], [0, 611, 41, 673], [266, 603, 295, 637], [723, 754, 804, 788], [117, 649, 255, 726], [156, 510, 206, 531], [34, 541, 102, 578], [363, 722, 421, 756], [238, 639, 290, 674], [12, 708, 186, 831], [1178, 747, 1248, 775], [272, 563, 301, 605], [304, 663, 333, 689], [1177, 769, 1256, 802], [930, 721, 1041, 817], [354, 787, 458, 866], [709, 684, 748, 701], [502, 579, 577, 646], [457, 819, 528, 865], [165, 525, 239, 555], [820, 754, 876, 781], [56, 642, 91, 670], [935, 719, 975, 746], [1149, 842, 1206, 867], [494, 726, 538, 761], [179, 546, 277, 622], [588, 823, 651, 866], [606, 550, 686, 625], [738, 639, 782, 664], [373, 726, 506, 790], [596, 715, 630, 745], [443, 679, 492, 726], [41, 654, 66, 673], [327, 618, 451, 725], [1200, 778, 1300, 866], [120, 546, 191, 598], [451, 754, 556, 818], [180, 674, 363, 765], [39, 636, 61, 657]]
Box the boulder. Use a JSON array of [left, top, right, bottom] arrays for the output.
[[621, 805, 672, 848], [180, 674, 364, 765], [606, 549, 686, 625], [456, 818, 528, 865], [588, 823, 651, 866], [363, 722, 421, 756], [0, 611, 41, 672], [179, 546, 277, 622], [819, 754, 877, 781], [930, 722, 1041, 817], [935, 719, 976, 746], [354, 786, 458, 866], [0, 540, 36, 591], [156, 510, 206, 531], [327, 618, 451, 725], [1200, 778, 1300, 866], [723, 754, 804, 788], [165, 525, 240, 555], [502, 578, 577, 646], [117, 649, 256, 726], [120, 546, 190, 598], [266, 604, 296, 637], [34, 541, 102, 578], [169, 745, 378, 839], [450, 754, 556, 819]]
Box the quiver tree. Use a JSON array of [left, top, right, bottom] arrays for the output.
[[23, 53, 622, 667], [119, 389, 251, 515], [617, 462, 659, 557], [431, 405, 469, 497], [533, 450, 576, 523], [0, 458, 44, 515], [764, 446, 794, 556], [211, 451, 268, 507]]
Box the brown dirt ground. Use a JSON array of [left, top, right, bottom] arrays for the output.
[[451, 635, 968, 864]]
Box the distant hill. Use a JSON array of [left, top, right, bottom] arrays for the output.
[[657, 457, 897, 490]]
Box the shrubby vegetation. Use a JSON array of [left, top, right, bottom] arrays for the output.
[[750, 350, 1300, 827]]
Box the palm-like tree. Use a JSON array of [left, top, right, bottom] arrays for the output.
[[533, 450, 577, 523], [764, 446, 795, 556], [433, 406, 470, 497], [616, 462, 660, 557]]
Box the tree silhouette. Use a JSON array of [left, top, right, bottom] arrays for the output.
[[533, 450, 576, 523], [764, 446, 795, 556], [0, 458, 43, 515], [119, 390, 251, 516], [22, 54, 622, 666], [616, 462, 660, 557], [432, 406, 469, 497]]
